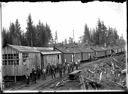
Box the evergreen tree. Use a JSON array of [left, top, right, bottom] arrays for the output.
[[14, 19, 22, 45], [26, 14, 35, 46], [83, 24, 91, 44], [2, 28, 8, 47]]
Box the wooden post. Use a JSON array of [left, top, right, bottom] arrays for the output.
[[14, 64, 16, 83]]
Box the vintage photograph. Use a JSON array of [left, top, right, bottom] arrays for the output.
[[1, 1, 127, 92]]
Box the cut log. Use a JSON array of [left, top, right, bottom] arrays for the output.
[[68, 70, 81, 80]]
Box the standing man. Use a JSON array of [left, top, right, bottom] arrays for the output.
[[42, 68, 46, 80], [67, 63, 70, 73], [46, 63, 51, 76], [62, 63, 66, 75], [75, 61, 78, 70], [37, 66, 41, 79], [32, 67, 37, 83], [58, 63, 62, 78], [51, 64, 56, 79], [25, 68, 30, 85], [111, 49, 115, 57], [70, 62, 74, 72]]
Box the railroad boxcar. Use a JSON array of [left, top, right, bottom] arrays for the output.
[[121, 46, 126, 53], [40, 51, 62, 69], [105, 46, 112, 56], [112, 46, 122, 54], [80, 47, 95, 61], [117, 46, 122, 54], [91, 47, 107, 58], [2, 44, 41, 80], [119, 46, 125, 54], [70, 47, 81, 62], [54, 46, 81, 63]]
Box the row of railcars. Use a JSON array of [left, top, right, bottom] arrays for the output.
[[55, 45, 125, 63], [2, 44, 125, 82]]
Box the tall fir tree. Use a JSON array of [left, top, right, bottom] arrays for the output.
[[26, 14, 35, 46]]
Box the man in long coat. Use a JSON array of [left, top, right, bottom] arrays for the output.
[[46, 63, 52, 76], [58, 63, 63, 78], [25, 68, 30, 85], [42, 68, 46, 80], [32, 67, 37, 83], [51, 64, 56, 79]]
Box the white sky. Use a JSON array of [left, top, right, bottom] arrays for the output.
[[2, 1, 127, 42]]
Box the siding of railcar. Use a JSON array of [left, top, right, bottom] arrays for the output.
[[42, 54, 62, 69], [2, 46, 41, 76], [2, 46, 20, 76]]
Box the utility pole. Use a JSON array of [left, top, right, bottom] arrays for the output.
[[55, 31, 58, 44], [73, 29, 75, 43]]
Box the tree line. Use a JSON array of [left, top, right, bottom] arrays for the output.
[[81, 19, 125, 47], [2, 14, 52, 47], [2, 16, 125, 48]]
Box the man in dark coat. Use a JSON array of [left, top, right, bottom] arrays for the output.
[[25, 68, 30, 85], [111, 49, 115, 57], [51, 64, 56, 79], [32, 67, 37, 83], [58, 63, 63, 78], [70, 62, 74, 72], [46, 63, 52, 76], [62, 63, 66, 75], [37, 66, 41, 79]]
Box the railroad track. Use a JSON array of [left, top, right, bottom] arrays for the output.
[[34, 75, 68, 90]]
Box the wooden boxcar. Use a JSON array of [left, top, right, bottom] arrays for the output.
[[2, 44, 41, 77], [70, 47, 81, 62], [112, 46, 121, 54], [80, 47, 94, 61], [54, 46, 81, 63], [91, 47, 106, 58], [121, 46, 125, 53], [40, 51, 62, 69], [105, 46, 112, 56]]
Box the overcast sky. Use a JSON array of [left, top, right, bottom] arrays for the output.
[[2, 1, 126, 42]]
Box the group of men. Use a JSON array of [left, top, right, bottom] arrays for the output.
[[46, 59, 80, 79], [25, 59, 81, 85]]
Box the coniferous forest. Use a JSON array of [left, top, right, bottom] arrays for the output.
[[2, 14, 126, 48]]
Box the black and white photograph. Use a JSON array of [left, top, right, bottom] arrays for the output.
[[0, 1, 127, 92]]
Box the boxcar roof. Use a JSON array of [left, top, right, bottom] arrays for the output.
[[34, 47, 54, 51], [8, 44, 40, 53], [111, 46, 121, 49], [80, 47, 94, 53], [41, 51, 61, 55], [7, 44, 54, 53], [91, 47, 107, 51], [55, 46, 81, 54], [106, 46, 112, 50]]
